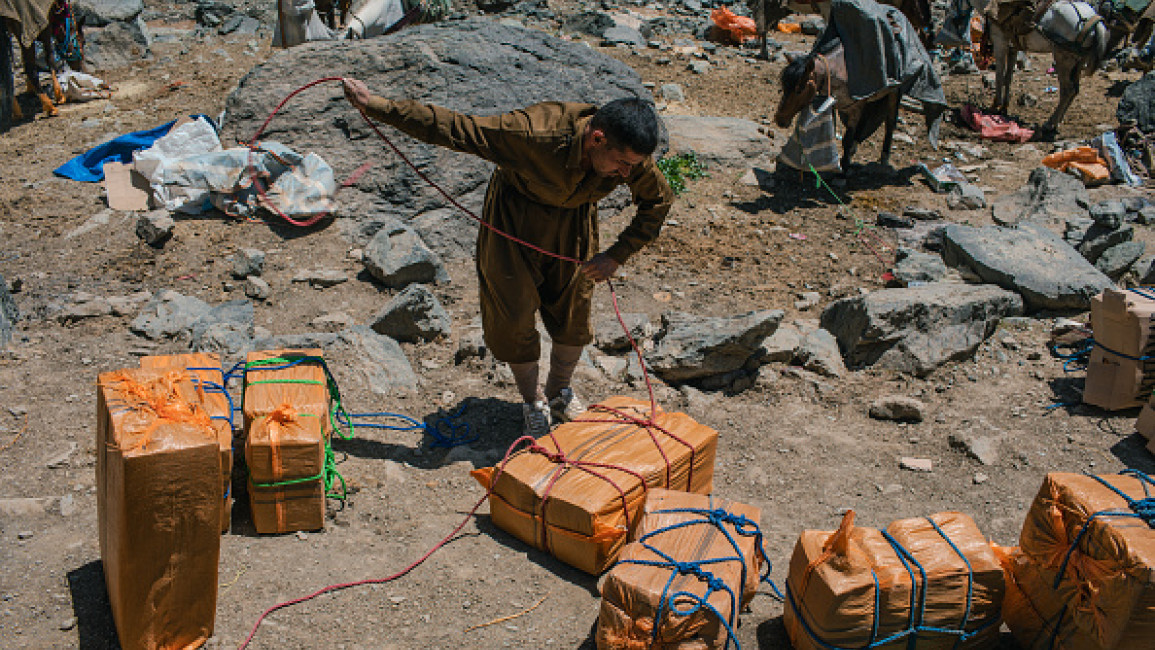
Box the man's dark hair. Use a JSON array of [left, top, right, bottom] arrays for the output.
[[591, 97, 660, 156]]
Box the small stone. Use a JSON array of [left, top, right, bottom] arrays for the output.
[[231, 248, 266, 278], [59, 494, 77, 517], [16, 530, 34, 540], [389, 596, 406, 605], [868, 396, 927, 422], [135, 210, 175, 247], [900, 457, 934, 472], [973, 472, 989, 484], [295, 531, 308, 540], [59, 617, 77, 631], [244, 276, 271, 301], [292, 270, 348, 288]]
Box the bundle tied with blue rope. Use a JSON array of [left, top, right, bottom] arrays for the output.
[[141, 352, 236, 533], [783, 510, 1005, 650], [596, 489, 777, 649], [1083, 287, 1155, 411], [1001, 471, 1155, 650]]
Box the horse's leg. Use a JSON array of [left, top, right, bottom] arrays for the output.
[[41, 31, 62, 105], [19, 43, 57, 117], [879, 92, 900, 167], [1042, 50, 1081, 134], [840, 111, 860, 174], [760, 32, 769, 60], [990, 25, 1015, 113]]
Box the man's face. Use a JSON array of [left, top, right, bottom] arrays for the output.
[[587, 132, 647, 179]]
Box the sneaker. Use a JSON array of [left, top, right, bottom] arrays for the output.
[[548, 387, 586, 423], [521, 400, 552, 437]]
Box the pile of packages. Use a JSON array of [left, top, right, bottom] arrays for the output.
[[95, 349, 338, 648]]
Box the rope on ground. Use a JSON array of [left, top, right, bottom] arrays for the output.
[[463, 592, 550, 633], [0, 414, 28, 453], [806, 163, 896, 278]]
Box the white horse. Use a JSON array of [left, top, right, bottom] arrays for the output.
[[948, 0, 1109, 135]]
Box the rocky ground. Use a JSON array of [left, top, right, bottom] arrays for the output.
[[1, 0, 1154, 648]]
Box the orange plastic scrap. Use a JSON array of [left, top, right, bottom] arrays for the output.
[[777, 20, 802, 33], [597, 489, 764, 649], [1005, 472, 1155, 650], [245, 402, 326, 534], [1042, 147, 1111, 185], [711, 7, 758, 43], [95, 367, 221, 650], [471, 396, 718, 575], [783, 510, 1005, 650]]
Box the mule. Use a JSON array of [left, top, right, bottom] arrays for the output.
[[973, 0, 1108, 135], [747, 0, 934, 58], [3, 0, 84, 120], [774, 40, 904, 173]]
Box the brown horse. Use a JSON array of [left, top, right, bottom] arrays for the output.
[[747, 0, 934, 58], [3, 0, 84, 120]]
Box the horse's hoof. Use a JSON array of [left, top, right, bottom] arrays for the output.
[[39, 98, 59, 117]]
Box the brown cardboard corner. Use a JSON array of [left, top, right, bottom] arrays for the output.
[[103, 161, 151, 211]]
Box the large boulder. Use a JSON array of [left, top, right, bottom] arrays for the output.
[[1117, 70, 1155, 134], [663, 115, 776, 170], [370, 285, 452, 343], [942, 223, 1115, 312], [649, 310, 784, 382], [362, 219, 450, 289], [990, 167, 1089, 226], [820, 283, 1023, 376], [221, 20, 656, 262]]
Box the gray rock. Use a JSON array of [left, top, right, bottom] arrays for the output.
[[455, 327, 487, 363], [602, 25, 646, 48], [947, 183, 986, 210], [903, 207, 943, 220], [135, 210, 174, 246], [900, 457, 934, 472], [232, 248, 266, 278], [130, 290, 213, 339], [1096, 241, 1146, 280], [1136, 255, 1155, 284], [891, 248, 947, 286], [1117, 70, 1155, 133], [363, 221, 449, 289], [795, 291, 821, 311], [1064, 217, 1094, 246], [878, 212, 914, 229], [73, 0, 143, 26], [595, 313, 655, 352], [191, 300, 254, 356], [595, 355, 628, 381], [223, 21, 656, 264], [0, 497, 50, 517], [800, 18, 825, 34], [796, 329, 846, 377], [219, 14, 261, 35], [250, 332, 340, 350], [370, 285, 452, 343], [0, 272, 16, 347], [948, 429, 1003, 466], [1078, 224, 1133, 263], [107, 290, 152, 316], [664, 115, 775, 170], [339, 326, 419, 394], [82, 17, 152, 70], [1090, 200, 1127, 230], [659, 83, 685, 103], [292, 269, 348, 288], [820, 283, 1022, 376], [311, 312, 356, 332], [561, 11, 615, 37], [868, 395, 927, 421], [757, 321, 804, 363], [991, 167, 1089, 226], [1138, 205, 1155, 225], [56, 293, 113, 322], [244, 276, 271, 300], [649, 309, 784, 382], [688, 60, 711, 74], [941, 223, 1114, 311]]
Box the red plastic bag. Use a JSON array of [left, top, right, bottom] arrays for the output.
[[712, 7, 758, 43]]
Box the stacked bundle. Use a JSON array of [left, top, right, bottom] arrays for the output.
[[140, 352, 235, 531], [597, 489, 766, 649], [784, 510, 1004, 650], [1002, 472, 1155, 649], [472, 396, 718, 574], [242, 349, 333, 534], [96, 368, 222, 650], [1083, 288, 1155, 411]]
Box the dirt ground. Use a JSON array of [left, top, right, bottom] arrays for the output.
[[2, 4, 1154, 649]]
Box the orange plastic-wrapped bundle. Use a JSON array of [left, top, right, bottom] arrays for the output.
[[783, 510, 1004, 650], [597, 489, 766, 649], [1001, 471, 1155, 650], [245, 404, 327, 533], [96, 368, 221, 650], [711, 7, 757, 43], [242, 349, 334, 534], [1042, 147, 1110, 185], [471, 396, 717, 575], [140, 352, 235, 532], [1083, 288, 1155, 411]]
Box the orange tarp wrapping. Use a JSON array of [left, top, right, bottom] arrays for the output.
[[597, 489, 763, 649], [711, 7, 757, 42], [243, 348, 331, 435], [471, 396, 717, 575], [784, 511, 1004, 650], [1002, 472, 1155, 649], [1084, 289, 1155, 411], [1042, 147, 1110, 185], [96, 368, 221, 650], [140, 352, 234, 532], [245, 405, 326, 534]]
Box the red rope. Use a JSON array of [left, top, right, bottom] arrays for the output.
[[236, 77, 685, 648]]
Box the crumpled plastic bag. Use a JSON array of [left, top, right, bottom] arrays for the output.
[[133, 117, 224, 211], [960, 104, 1034, 143], [712, 7, 758, 43], [57, 70, 112, 103]]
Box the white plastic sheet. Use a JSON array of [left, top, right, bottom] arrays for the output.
[[133, 117, 223, 212], [57, 70, 112, 103]]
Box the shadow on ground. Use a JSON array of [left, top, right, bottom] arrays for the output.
[[66, 560, 119, 649]]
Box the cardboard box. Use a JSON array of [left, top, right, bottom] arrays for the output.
[[140, 352, 234, 532], [245, 407, 326, 534], [243, 348, 331, 436], [597, 489, 763, 649], [96, 367, 221, 650], [1083, 288, 1155, 411], [471, 396, 717, 575], [1003, 472, 1155, 649], [783, 511, 1004, 650]]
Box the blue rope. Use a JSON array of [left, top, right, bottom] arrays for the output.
[[339, 402, 476, 449], [616, 505, 782, 649], [784, 519, 1000, 650], [1053, 470, 1154, 591], [185, 365, 236, 430]]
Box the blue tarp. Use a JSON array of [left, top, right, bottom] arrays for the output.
[[53, 114, 216, 182]]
